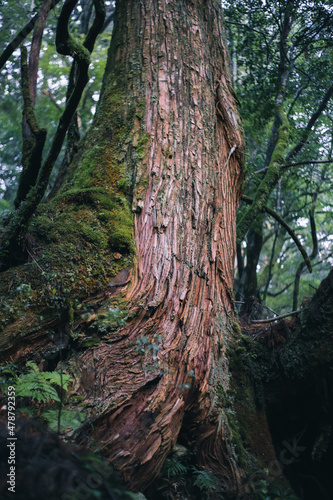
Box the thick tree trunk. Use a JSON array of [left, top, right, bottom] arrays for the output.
[[69, 0, 245, 490], [1, 0, 248, 492]]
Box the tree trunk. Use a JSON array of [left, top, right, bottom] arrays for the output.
[[69, 0, 245, 490]]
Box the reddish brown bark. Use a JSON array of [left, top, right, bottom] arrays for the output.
[[68, 0, 245, 491], [29, 0, 54, 105], [2, 3, 333, 497], [22, 0, 54, 140]]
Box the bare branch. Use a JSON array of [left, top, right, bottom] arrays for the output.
[[254, 159, 333, 175], [251, 310, 301, 324], [0, 0, 61, 71], [241, 195, 312, 272], [267, 283, 292, 297]]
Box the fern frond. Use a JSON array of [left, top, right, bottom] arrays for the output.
[[163, 458, 188, 479], [42, 409, 84, 432], [192, 467, 221, 494], [15, 362, 72, 403], [15, 372, 61, 402]]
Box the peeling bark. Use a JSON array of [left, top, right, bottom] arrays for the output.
[[68, 0, 244, 490]]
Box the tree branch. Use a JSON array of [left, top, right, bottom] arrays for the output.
[[0, 0, 105, 270], [48, 0, 106, 198], [286, 82, 333, 162], [267, 283, 292, 297], [102, 11, 115, 32], [293, 204, 319, 310], [14, 46, 47, 209], [237, 104, 290, 244], [254, 159, 333, 175], [241, 195, 312, 272], [225, 20, 270, 63], [41, 89, 62, 110], [29, 0, 55, 105], [0, 0, 61, 71], [251, 310, 301, 324]]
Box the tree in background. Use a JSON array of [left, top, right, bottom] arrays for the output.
[[223, 0, 333, 313], [0, 1, 333, 499]]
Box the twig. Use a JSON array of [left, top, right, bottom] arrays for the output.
[[251, 310, 301, 324], [286, 81, 333, 162], [241, 195, 312, 272], [0, 0, 61, 71], [262, 304, 279, 316], [42, 89, 62, 110], [225, 20, 270, 64], [26, 248, 44, 273], [255, 159, 333, 175]]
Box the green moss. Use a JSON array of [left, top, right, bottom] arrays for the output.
[[105, 204, 134, 253], [71, 395, 85, 404], [117, 178, 131, 196], [0, 12, 150, 348], [56, 187, 117, 210], [216, 383, 227, 406], [80, 223, 108, 248], [237, 104, 289, 243], [94, 306, 130, 335], [135, 134, 150, 158], [232, 319, 243, 338], [80, 337, 100, 348], [110, 226, 134, 253], [68, 34, 90, 65], [67, 299, 74, 324], [227, 409, 248, 467]]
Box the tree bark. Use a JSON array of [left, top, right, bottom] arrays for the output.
[[70, 0, 245, 490], [0, 0, 248, 492]]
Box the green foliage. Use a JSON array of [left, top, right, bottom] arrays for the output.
[[253, 478, 299, 500], [164, 457, 188, 478], [192, 467, 224, 497], [136, 334, 162, 373], [150, 447, 226, 499], [0, 2, 111, 211], [225, 0, 333, 312], [0, 360, 19, 387], [15, 361, 71, 403], [0, 360, 83, 434], [96, 306, 129, 334], [42, 409, 83, 432]]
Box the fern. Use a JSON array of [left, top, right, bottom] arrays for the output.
[[254, 479, 299, 500], [163, 457, 188, 478], [15, 361, 71, 403], [42, 409, 84, 432], [192, 467, 222, 495]]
